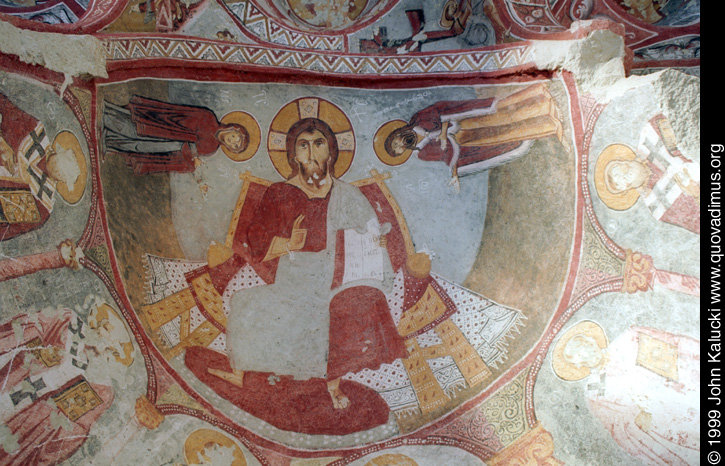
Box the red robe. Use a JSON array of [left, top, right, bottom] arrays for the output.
[[186, 182, 408, 433], [247, 182, 331, 281], [118, 96, 226, 174], [411, 99, 524, 170], [0, 312, 113, 466], [225, 181, 407, 380], [0, 93, 52, 242]]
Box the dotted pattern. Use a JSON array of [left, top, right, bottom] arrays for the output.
[[343, 274, 525, 413], [385, 271, 405, 325], [343, 359, 410, 391], [189, 305, 205, 332], [144, 261, 526, 422], [221, 264, 267, 315], [144, 254, 204, 304], [159, 315, 181, 347]]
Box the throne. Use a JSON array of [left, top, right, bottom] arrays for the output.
[[140, 170, 524, 417]]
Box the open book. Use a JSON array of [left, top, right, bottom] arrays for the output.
[[341, 218, 391, 285]]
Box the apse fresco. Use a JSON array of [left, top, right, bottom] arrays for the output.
[[95, 78, 576, 443], [0, 0, 700, 464]]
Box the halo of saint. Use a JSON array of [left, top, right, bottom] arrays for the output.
[[47, 130, 88, 205], [594, 144, 643, 211], [552, 320, 608, 382], [183, 429, 247, 466], [364, 453, 420, 466], [220, 111, 261, 162], [373, 120, 415, 166], [267, 97, 355, 179]]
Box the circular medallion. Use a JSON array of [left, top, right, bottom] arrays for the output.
[[184, 429, 247, 466], [287, 0, 369, 29], [365, 453, 420, 466]]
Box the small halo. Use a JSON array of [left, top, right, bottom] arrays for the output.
[[52, 131, 87, 205], [184, 429, 247, 466], [593, 144, 640, 211], [552, 320, 608, 382], [373, 120, 413, 166], [220, 111, 261, 162]]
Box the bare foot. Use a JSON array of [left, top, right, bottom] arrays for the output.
[[208, 368, 245, 387], [326, 379, 350, 409]]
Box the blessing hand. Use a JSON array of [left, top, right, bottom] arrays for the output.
[[288, 214, 307, 251]]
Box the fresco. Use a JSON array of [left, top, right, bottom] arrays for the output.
[[0, 0, 90, 25], [95, 0, 699, 75], [0, 0, 700, 464], [553, 320, 699, 464], [94, 78, 573, 448]]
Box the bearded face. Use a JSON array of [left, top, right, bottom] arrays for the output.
[[294, 129, 331, 189]]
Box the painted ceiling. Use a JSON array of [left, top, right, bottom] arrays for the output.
[[0, 1, 700, 465]]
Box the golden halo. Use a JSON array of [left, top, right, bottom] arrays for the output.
[[267, 97, 355, 179], [52, 131, 87, 205], [439, 0, 458, 29], [593, 144, 640, 211], [552, 320, 608, 382], [183, 429, 247, 466], [220, 111, 261, 162], [373, 120, 413, 166]]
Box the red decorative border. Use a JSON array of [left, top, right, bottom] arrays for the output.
[[0, 47, 639, 462]]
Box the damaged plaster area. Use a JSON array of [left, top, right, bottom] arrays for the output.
[[533, 22, 700, 160], [0, 19, 107, 90]]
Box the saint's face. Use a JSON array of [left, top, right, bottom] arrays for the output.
[[220, 130, 246, 153], [389, 129, 417, 157], [294, 129, 331, 180], [605, 160, 649, 193], [47, 146, 81, 189], [563, 335, 603, 369]]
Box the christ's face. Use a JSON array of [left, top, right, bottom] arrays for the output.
[[294, 129, 331, 186]]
